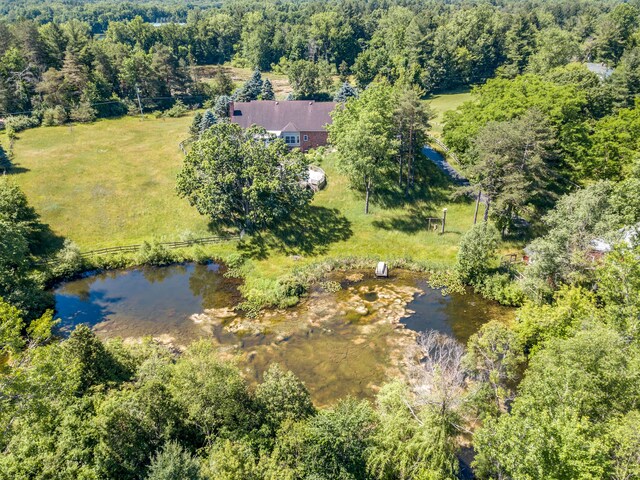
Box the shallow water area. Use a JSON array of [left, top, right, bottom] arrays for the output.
[[54, 265, 512, 405]]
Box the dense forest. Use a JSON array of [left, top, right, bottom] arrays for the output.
[[2, 0, 640, 479], [3, 0, 640, 120]]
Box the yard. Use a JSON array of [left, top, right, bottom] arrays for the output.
[[3, 93, 477, 292], [426, 89, 472, 135]]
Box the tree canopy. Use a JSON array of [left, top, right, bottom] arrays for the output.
[[176, 122, 312, 231]]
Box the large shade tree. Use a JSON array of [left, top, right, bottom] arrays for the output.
[[176, 122, 312, 232], [328, 82, 399, 214], [467, 108, 559, 235]]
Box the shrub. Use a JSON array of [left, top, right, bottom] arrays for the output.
[[476, 272, 525, 306], [5, 115, 40, 133], [95, 95, 127, 118], [124, 98, 141, 116], [70, 102, 97, 123], [162, 100, 189, 118], [42, 106, 68, 126], [456, 223, 500, 285], [51, 240, 85, 278], [136, 241, 174, 266]]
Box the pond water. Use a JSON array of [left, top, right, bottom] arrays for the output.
[[54, 264, 511, 405]]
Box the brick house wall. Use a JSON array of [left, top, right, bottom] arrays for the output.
[[300, 131, 329, 151]]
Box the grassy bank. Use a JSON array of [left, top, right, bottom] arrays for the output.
[[426, 89, 472, 135], [6, 94, 478, 308]]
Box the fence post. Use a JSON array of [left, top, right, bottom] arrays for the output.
[[441, 208, 447, 234]]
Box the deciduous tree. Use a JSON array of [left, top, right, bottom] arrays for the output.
[[176, 123, 311, 231], [328, 82, 398, 213]]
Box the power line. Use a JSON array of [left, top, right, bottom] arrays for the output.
[[0, 93, 208, 118]]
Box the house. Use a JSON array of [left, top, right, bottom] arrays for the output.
[[229, 100, 336, 152]]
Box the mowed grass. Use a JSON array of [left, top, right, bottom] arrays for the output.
[[426, 89, 472, 135], [7, 116, 212, 249], [6, 92, 476, 285]]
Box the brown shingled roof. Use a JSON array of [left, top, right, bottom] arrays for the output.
[[230, 100, 337, 132]]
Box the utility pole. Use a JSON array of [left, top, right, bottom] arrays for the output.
[[473, 189, 481, 224], [135, 85, 144, 118]]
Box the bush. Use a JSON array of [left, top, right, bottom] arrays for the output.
[[475, 272, 525, 306], [124, 98, 141, 116], [42, 106, 68, 126], [136, 241, 174, 266], [51, 240, 85, 278], [162, 100, 189, 118], [456, 222, 500, 285], [70, 102, 97, 123], [5, 115, 40, 133], [95, 95, 128, 118]]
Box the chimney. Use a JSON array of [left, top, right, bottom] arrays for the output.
[[228, 100, 234, 118]]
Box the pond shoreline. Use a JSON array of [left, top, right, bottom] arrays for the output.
[[45, 243, 464, 317], [53, 264, 512, 404]]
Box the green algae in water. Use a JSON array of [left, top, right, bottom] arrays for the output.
[[54, 265, 513, 405]]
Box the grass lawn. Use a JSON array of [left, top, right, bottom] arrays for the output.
[[6, 116, 213, 249], [5, 93, 478, 293], [426, 89, 472, 135]]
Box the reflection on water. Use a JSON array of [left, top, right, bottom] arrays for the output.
[[54, 266, 512, 405], [54, 263, 242, 340], [402, 281, 508, 345]]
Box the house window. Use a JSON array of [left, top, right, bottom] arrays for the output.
[[303, 135, 309, 142], [284, 135, 300, 145]]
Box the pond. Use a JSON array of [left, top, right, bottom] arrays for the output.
[[54, 264, 511, 405]]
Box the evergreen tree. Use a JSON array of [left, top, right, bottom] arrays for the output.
[[333, 82, 358, 102], [233, 69, 262, 102], [213, 95, 232, 119], [189, 112, 203, 137], [260, 78, 275, 100], [147, 441, 202, 480], [199, 110, 217, 134]]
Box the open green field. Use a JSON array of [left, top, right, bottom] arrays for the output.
[[426, 90, 472, 135], [4, 94, 476, 289]]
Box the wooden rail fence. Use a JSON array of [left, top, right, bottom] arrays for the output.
[[42, 235, 240, 265], [427, 136, 463, 166]]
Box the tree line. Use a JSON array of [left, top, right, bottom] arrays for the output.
[[2, 0, 640, 125]]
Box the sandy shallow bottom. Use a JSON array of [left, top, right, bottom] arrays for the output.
[[56, 267, 511, 405]]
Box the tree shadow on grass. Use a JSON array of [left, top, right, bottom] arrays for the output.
[[32, 226, 66, 256], [372, 156, 453, 210], [0, 146, 30, 175], [237, 205, 353, 260], [370, 157, 469, 234], [372, 204, 447, 234]]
